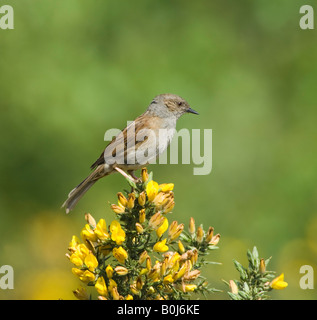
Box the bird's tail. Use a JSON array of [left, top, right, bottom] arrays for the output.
[[62, 165, 110, 214]]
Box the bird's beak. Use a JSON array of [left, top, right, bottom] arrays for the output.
[[187, 107, 199, 115]]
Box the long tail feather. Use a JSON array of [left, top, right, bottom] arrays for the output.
[[62, 165, 110, 214]]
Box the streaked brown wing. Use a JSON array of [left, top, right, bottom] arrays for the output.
[[90, 114, 151, 169]]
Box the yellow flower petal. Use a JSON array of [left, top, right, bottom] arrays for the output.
[[94, 219, 110, 240], [270, 273, 288, 290], [110, 220, 126, 245], [81, 224, 97, 242], [113, 246, 128, 264], [159, 183, 174, 192], [146, 180, 159, 202], [153, 239, 169, 252], [95, 276, 108, 297], [84, 251, 98, 271], [156, 217, 169, 238]]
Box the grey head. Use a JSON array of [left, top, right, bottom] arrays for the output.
[[146, 93, 199, 119]]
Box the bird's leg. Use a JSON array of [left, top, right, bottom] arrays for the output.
[[114, 167, 138, 183], [128, 170, 138, 180]]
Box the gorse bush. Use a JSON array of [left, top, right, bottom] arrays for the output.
[[226, 246, 288, 300], [67, 168, 221, 300]]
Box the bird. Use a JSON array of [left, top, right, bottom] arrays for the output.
[[62, 93, 198, 213]]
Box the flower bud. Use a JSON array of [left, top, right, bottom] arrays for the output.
[[229, 280, 238, 294], [178, 240, 185, 254], [259, 258, 266, 274], [127, 193, 135, 209], [106, 265, 114, 279], [156, 217, 168, 238], [135, 223, 144, 234], [73, 287, 89, 300], [196, 226, 204, 243], [138, 191, 146, 206], [85, 213, 96, 228], [117, 192, 128, 207], [141, 167, 148, 182], [112, 287, 120, 300], [149, 212, 164, 230], [138, 250, 148, 264], [136, 276, 143, 290], [189, 217, 195, 235], [115, 266, 129, 276], [205, 227, 214, 243], [139, 209, 146, 224], [111, 204, 125, 214], [146, 256, 152, 271], [168, 222, 184, 241]]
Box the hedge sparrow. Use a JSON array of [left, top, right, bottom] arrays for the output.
[[62, 93, 198, 213]]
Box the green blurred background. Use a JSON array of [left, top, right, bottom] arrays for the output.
[[1, 0, 316, 300]]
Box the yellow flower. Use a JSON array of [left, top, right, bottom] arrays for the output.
[[136, 276, 143, 290], [138, 250, 148, 264], [77, 243, 90, 258], [72, 268, 95, 283], [178, 240, 185, 254], [173, 261, 188, 281], [112, 287, 120, 300], [146, 180, 159, 202], [196, 226, 204, 243], [73, 287, 89, 300], [135, 223, 144, 234], [130, 284, 140, 295], [94, 219, 110, 240], [153, 239, 169, 252], [168, 221, 184, 241], [158, 183, 174, 192], [259, 258, 266, 274], [162, 198, 175, 214], [270, 273, 288, 290], [125, 294, 133, 300], [141, 167, 148, 182], [146, 256, 152, 271], [153, 191, 174, 213], [111, 204, 125, 214], [156, 217, 169, 238], [117, 192, 128, 207], [81, 224, 97, 242], [127, 192, 136, 209], [188, 217, 195, 235], [149, 212, 164, 230], [138, 192, 146, 206], [69, 243, 90, 267], [95, 276, 108, 297], [163, 274, 174, 284], [139, 209, 146, 223], [115, 266, 129, 276], [84, 251, 98, 271], [110, 220, 126, 245], [106, 265, 114, 278], [70, 252, 84, 267], [183, 284, 197, 292], [108, 279, 117, 292], [69, 235, 81, 251], [113, 246, 128, 264], [167, 252, 181, 271]]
